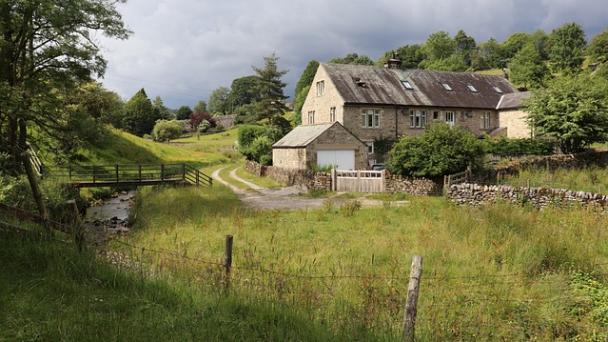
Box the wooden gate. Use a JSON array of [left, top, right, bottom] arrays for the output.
[[334, 170, 385, 193]]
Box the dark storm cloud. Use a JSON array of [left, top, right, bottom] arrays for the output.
[[98, 0, 608, 108]]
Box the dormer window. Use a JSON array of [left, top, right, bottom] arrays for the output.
[[493, 86, 503, 93], [316, 81, 325, 96], [442, 83, 453, 91], [467, 85, 478, 92], [401, 80, 414, 90]]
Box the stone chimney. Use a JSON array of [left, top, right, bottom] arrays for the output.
[[385, 52, 402, 69]]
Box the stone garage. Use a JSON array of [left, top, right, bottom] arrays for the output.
[[272, 122, 368, 170]]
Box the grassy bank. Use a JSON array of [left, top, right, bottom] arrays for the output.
[[0, 234, 366, 341], [500, 166, 608, 194], [119, 184, 608, 340]]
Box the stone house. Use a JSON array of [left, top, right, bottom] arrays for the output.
[[496, 91, 533, 139], [274, 59, 533, 170]]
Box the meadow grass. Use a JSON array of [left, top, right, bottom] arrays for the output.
[[118, 184, 608, 340], [235, 167, 282, 189], [500, 166, 608, 194], [0, 234, 365, 341]]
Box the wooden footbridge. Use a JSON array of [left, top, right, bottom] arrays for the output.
[[48, 163, 212, 188]]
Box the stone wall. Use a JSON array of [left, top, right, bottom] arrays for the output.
[[448, 183, 608, 209], [244, 160, 332, 191], [384, 172, 441, 195]]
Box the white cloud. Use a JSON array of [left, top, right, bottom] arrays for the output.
[[97, 0, 607, 108]]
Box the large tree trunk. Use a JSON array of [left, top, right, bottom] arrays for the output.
[[19, 119, 50, 234]]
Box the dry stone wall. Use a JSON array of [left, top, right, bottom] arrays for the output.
[[244, 160, 331, 191], [448, 183, 608, 209], [384, 172, 440, 195]]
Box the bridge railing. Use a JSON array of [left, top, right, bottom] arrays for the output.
[[47, 163, 212, 187]]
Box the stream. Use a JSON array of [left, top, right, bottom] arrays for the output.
[[84, 190, 136, 243]]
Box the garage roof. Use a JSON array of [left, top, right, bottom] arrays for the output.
[[496, 91, 531, 110], [273, 123, 335, 148]]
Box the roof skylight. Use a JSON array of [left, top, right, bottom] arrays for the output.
[[442, 83, 453, 91], [493, 86, 503, 93], [402, 80, 414, 90], [467, 85, 478, 92]]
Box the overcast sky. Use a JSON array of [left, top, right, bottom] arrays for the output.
[[98, 0, 608, 109]]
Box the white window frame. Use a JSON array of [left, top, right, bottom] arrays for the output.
[[402, 80, 414, 90], [307, 111, 315, 125], [330, 107, 336, 122], [366, 141, 374, 154], [445, 111, 455, 127], [481, 111, 491, 129], [362, 109, 380, 128], [316, 81, 325, 96], [409, 110, 427, 128]]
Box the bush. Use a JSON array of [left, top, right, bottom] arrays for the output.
[[152, 120, 183, 142], [250, 136, 273, 166], [237, 125, 286, 164], [387, 124, 485, 177], [483, 138, 554, 157]]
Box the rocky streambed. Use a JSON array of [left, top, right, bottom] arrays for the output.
[[84, 190, 136, 244]]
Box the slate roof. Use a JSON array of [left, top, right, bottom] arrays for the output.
[[322, 63, 518, 109], [272, 123, 335, 148], [496, 91, 532, 110]]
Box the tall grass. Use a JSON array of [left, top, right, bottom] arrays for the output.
[[500, 166, 608, 194], [119, 184, 608, 340]]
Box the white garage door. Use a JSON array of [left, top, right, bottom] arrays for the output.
[[317, 150, 355, 170]]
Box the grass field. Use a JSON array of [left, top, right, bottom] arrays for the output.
[[500, 166, 608, 194], [112, 184, 608, 340]]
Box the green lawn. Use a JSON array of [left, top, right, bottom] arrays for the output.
[[500, 166, 608, 194], [115, 184, 608, 340], [235, 166, 282, 189]]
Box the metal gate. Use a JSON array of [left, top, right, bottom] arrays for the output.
[[334, 170, 385, 193]]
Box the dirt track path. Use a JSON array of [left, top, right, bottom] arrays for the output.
[[210, 166, 399, 211]]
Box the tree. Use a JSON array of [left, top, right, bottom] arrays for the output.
[[176, 106, 193, 120], [207, 87, 231, 115], [193, 100, 207, 113], [76, 82, 124, 127], [293, 85, 310, 125], [377, 45, 426, 69], [153, 96, 172, 120], [423, 32, 456, 61], [0, 0, 128, 220], [454, 30, 476, 66], [229, 75, 262, 109], [387, 124, 485, 178], [502, 32, 531, 60], [122, 89, 160, 136], [329, 53, 374, 65], [587, 29, 608, 64], [152, 120, 183, 142], [548, 22, 587, 73], [525, 73, 608, 153], [251, 53, 289, 121], [508, 43, 548, 89], [190, 111, 216, 132], [471, 38, 504, 69]]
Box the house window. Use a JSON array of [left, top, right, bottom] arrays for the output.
[[433, 111, 439, 120], [330, 107, 336, 122], [409, 110, 427, 128], [445, 111, 455, 127], [362, 109, 380, 128], [442, 83, 453, 91], [366, 141, 374, 154], [481, 112, 491, 129], [467, 85, 478, 92], [316, 81, 325, 96], [401, 80, 414, 90], [493, 86, 503, 93], [307, 111, 315, 125]]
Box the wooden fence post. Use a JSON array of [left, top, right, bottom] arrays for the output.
[[160, 164, 164, 182], [115, 164, 119, 183], [224, 235, 233, 292], [182, 164, 186, 181], [66, 199, 84, 252], [138, 164, 142, 184], [404, 255, 423, 342], [92, 165, 97, 184]]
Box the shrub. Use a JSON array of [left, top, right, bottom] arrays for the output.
[[152, 120, 183, 142], [483, 138, 554, 157], [237, 125, 286, 164], [387, 123, 485, 177], [250, 136, 273, 166]]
